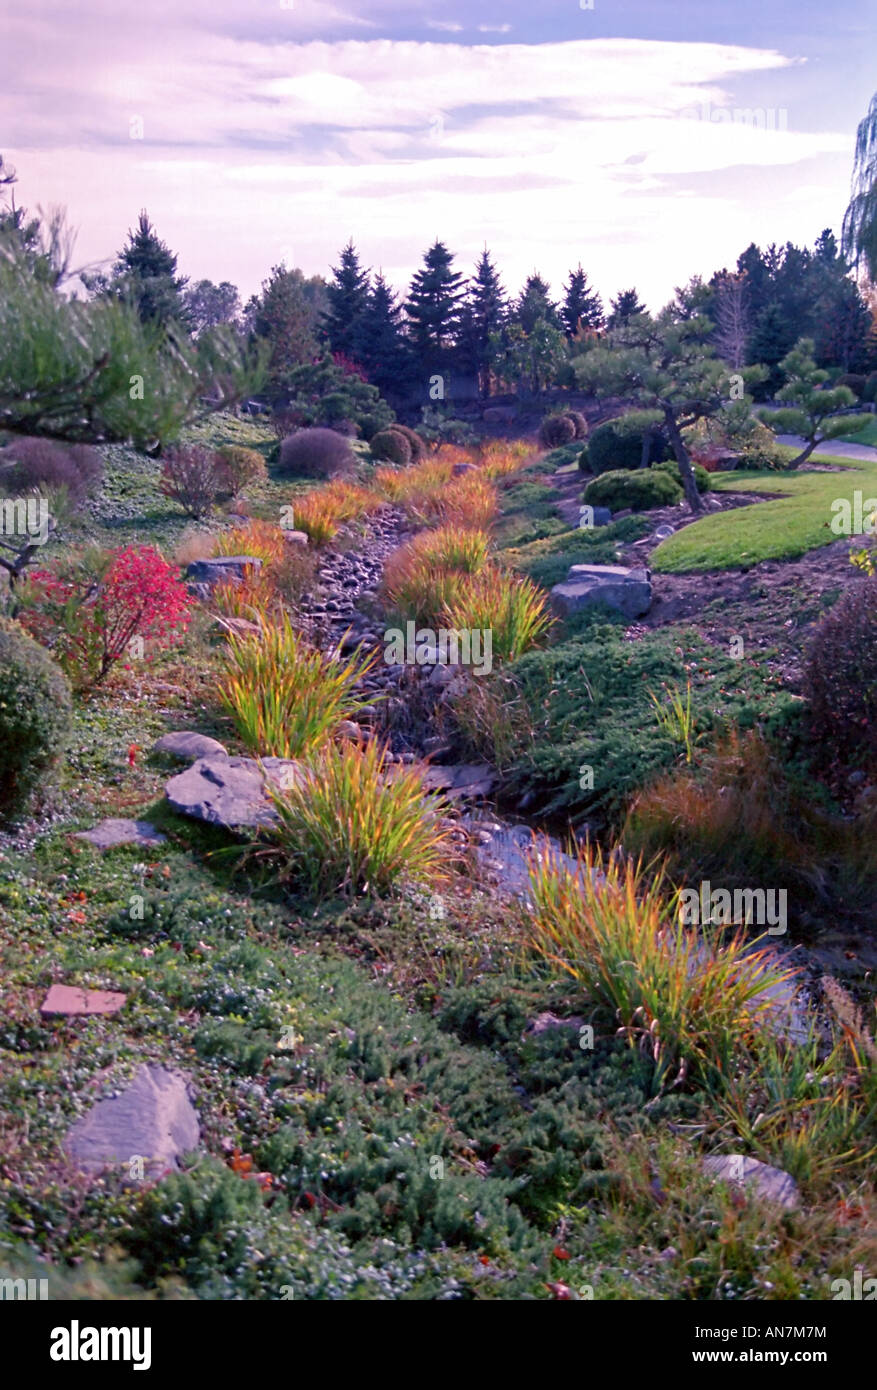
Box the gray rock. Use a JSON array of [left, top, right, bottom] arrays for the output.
[[653, 524, 676, 540], [185, 555, 262, 589], [153, 731, 228, 763], [551, 564, 651, 619], [282, 530, 309, 546], [482, 405, 518, 423], [451, 462, 477, 477], [75, 819, 167, 850], [420, 763, 496, 799], [702, 1155, 799, 1209], [165, 755, 305, 830], [66, 1065, 199, 1174]]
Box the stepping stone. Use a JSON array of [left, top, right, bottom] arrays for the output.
[[152, 731, 228, 763], [66, 1064, 199, 1174], [702, 1155, 799, 1209], [551, 564, 652, 619], [41, 985, 127, 1018], [75, 819, 167, 850], [165, 754, 305, 830]]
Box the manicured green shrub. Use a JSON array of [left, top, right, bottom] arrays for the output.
[[387, 423, 426, 462], [277, 428, 355, 479], [863, 372, 877, 405], [369, 428, 412, 466], [0, 616, 73, 821], [566, 410, 589, 440], [583, 467, 682, 511], [803, 579, 877, 765], [651, 458, 711, 493], [538, 414, 576, 448], [837, 373, 867, 399], [582, 410, 671, 474]]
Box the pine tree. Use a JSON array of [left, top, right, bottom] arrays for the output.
[[405, 241, 465, 371], [747, 302, 797, 396], [607, 287, 646, 327], [561, 265, 603, 337], [323, 241, 371, 361], [358, 272, 412, 396], [514, 273, 560, 332], [111, 211, 188, 326], [459, 247, 507, 392]]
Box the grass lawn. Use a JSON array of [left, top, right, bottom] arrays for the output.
[[652, 445, 877, 573], [839, 416, 877, 448]]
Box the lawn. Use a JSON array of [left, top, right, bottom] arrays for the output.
[[839, 416, 877, 448], [652, 445, 877, 573]]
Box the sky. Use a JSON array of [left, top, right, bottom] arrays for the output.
[[2, 0, 874, 311]]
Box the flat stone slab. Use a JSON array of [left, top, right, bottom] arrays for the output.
[[702, 1155, 799, 1209], [153, 731, 228, 763], [41, 985, 127, 1018], [165, 754, 305, 830], [420, 763, 496, 799], [74, 819, 167, 850], [551, 563, 652, 619], [185, 555, 262, 588], [66, 1064, 199, 1174]]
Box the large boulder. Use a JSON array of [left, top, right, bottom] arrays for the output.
[[551, 564, 651, 619], [702, 1155, 799, 1210], [153, 731, 228, 763], [66, 1064, 199, 1175], [185, 556, 262, 590], [165, 754, 305, 830]]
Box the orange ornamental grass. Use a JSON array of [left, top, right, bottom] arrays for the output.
[[478, 440, 536, 478], [214, 519, 288, 566], [441, 565, 552, 661], [381, 525, 491, 625], [408, 472, 498, 530]]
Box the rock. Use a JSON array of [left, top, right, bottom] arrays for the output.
[[847, 769, 867, 787], [41, 985, 127, 1018], [523, 1012, 586, 1038], [451, 461, 477, 477], [66, 1064, 199, 1174], [282, 530, 309, 546], [702, 1155, 799, 1209], [653, 524, 675, 540], [217, 616, 262, 639], [420, 763, 496, 799], [153, 732, 228, 763], [165, 755, 305, 831], [75, 819, 167, 850], [336, 720, 363, 740], [482, 405, 518, 423], [551, 564, 651, 619], [184, 556, 262, 589]]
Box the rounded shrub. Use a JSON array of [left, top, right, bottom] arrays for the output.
[[388, 423, 426, 462], [0, 616, 73, 822], [539, 414, 577, 449], [583, 468, 682, 512], [837, 373, 867, 400], [277, 428, 356, 480], [0, 437, 103, 508], [370, 428, 412, 466], [651, 458, 711, 494], [863, 372, 877, 405], [803, 580, 877, 765], [566, 410, 589, 441], [213, 445, 267, 499], [583, 411, 671, 474]]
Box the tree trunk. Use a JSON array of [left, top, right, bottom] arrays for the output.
[[786, 437, 818, 470], [664, 411, 703, 513]]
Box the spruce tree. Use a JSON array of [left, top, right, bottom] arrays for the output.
[[358, 272, 412, 396], [607, 287, 646, 327], [405, 240, 465, 369], [514, 273, 560, 332], [111, 211, 188, 326], [561, 265, 603, 337], [323, 240, 371, 361], [459, 247, 507, 391]]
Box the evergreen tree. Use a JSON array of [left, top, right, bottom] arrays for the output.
[[458, 247, 507, 391], [607, 287, 646, 327], [561, 265, 603, 337], [357, 272, 413, 396], [109, 211, 188, 326], [323, 240, 371, 361], [405, 240, 465, 370], [514, 273, 560, 332], [747, 302, 797, 397], [248, 264, 327, 391]]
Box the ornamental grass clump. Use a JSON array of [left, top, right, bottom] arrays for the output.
[[441, 567, 552, 662], [381, 526, 490, 626], [262, 738, 455, 898], [218, 613, 374, 757], [525, 842, 798, 1090]]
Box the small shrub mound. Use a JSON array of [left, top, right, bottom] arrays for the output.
[[803, 579, 877, 766], [213, 445, 267, 499], [370, 428, 412, 466], [219, 612, 373, 757], [160, 444, 220, 519], [0, 616, 73, 822], [538, 414, 576, 449], [837, 373, 867, 399], [0, 437, 103, 508], [263, 738, 455, 897], [388, 423, 426, 462], [651, 458, 711, 494], [582, 411, 671, 475], [566, 410, 589, 440], [278, 428, 355, 480], [583, 467, 682, 511]]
